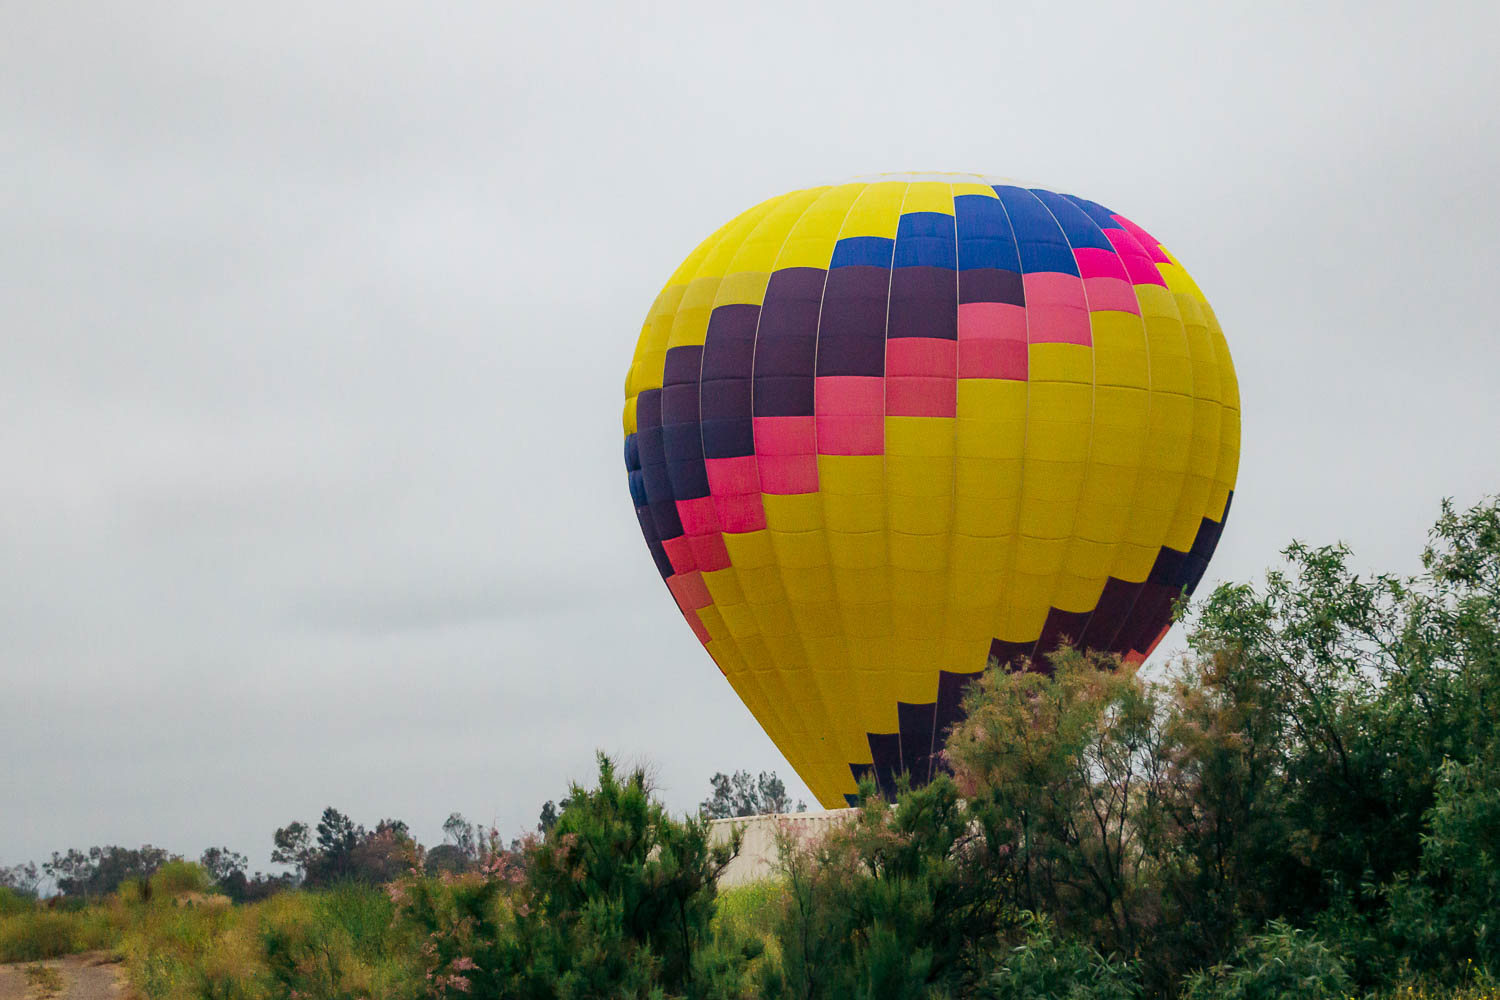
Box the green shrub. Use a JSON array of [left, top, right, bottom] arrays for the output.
[[0, 887, 35, 917], [763, 775, 1016, 999], [979, 915, 1140, 1000], [260, 886, 419, 1000], [1180, 921, 1352, 1000], [0, 911, 82, 961], [150, 860, 215, 898]]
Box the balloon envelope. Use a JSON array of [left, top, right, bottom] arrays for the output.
[[623, 173, 1239, 806]]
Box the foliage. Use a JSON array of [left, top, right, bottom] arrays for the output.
[[397, 753, 750, 998], [763, 774, 1017, 999], [700, 771, 806, 819], [9, 496, 1498, 1000], [977, 914, 1140, 1000], [1, 861, 41, 898], [0, 906, 114, 961], [43, 844, 172, 898], [0, 886, 34, 916], [1179, 921, 1352, 1000], [272, 810, 418, 889]]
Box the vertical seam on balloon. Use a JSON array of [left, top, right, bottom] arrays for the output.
[[1089, 211, 1164, 655], [718, 189, 825, 793], [808, 183, 877, 800], [924, 178, 962, 785], [983, 181, 1034, 668], [690, 196, 803, 766], [878, 181, 913, 795], [748, 187, 845, 801], [1028, 190, 1103, 662], [1111, 219, 1201, 637], [1007, 187, 1079, 667]]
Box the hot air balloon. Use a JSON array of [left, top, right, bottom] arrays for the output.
[[622, 173, 1239, 807]]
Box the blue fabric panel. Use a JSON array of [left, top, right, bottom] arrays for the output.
[[893, 212, 957, 269], [830, 236, 895, 269], [955, 194, 1022, 272], [993, 185, 1079, 275], [1031, 189, 1114, 250]]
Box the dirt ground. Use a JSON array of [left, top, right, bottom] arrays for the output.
[[0, 953, 124, 1000]]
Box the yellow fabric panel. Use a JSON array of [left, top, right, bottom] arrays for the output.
[[1029, 343, 1093, 384], [837, 181, 908, 239], [665, 274, 722, 350], [697, 605, 729, 641], [996, 601, 1049, 645], [771, 529, 830, 569], [713, 271, 772, 307], [885, 416, 955, 457], [1157, 247, 1207, 301], [701, 566, 746, 605], [750, 598, 797, 636], [952, 181, 998, 198], [821, 490, 886, 533], [788, 598, 840, 635], [818, 454, 884, 494], [625, 284, 686, 399], [1053, 571, 1107, 614], [775, 183, 865, 270], [841, 598, 894, 633], [717, 601, 759, 638], [899, 181, 955, 215], [722, 187, 828, 276], [763, 493, 824, 533], [890, 531, 948, 571], [1092, 311, 1151, 389], [724, 529, 776, 568], [889, 492, 953, 533], [827, 529, 886, 568]]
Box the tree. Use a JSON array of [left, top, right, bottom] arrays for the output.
[[700, 770, 806, 819], [397, 754, 749, 999], [43, 845, 171, 898], [309, 807, 362, 884], [271, 821, 313, 880], [767, 774, 1017, 998], [0, 861, 40, 897], [199, 846, 247, 885]]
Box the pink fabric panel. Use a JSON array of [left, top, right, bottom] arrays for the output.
[[683, 609, 711, 644], [667, 570, 712, 611], [1082, 276, 1141, 314], [753, 416, 816, 456], [1074, 247, 1130, 280], [662, 535, 697, 575], [886, 376, 957, 417], [885, 337, 957, 377], [1023, 271, 1087, 309], [957, 302, 1027, 342], [1026, 303, 1092, 346], [706, 455, 760, 496], [1103, 229, 1168, 287], [758, 453, 820, 495], [958, 339, 1028, 380], [689, 532, 732, 572], [675, 496, 721, 536], [815, 376, 884, 415], [815, 414, 884, 455], [1110, 214, 1171, 262], [714, 492, 766, 533]]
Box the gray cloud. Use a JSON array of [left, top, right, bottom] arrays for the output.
[[3, 0, 1497, 870]]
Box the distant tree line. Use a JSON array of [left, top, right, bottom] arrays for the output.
[[2, 769, 805, 903]]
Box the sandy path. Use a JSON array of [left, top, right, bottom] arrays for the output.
[[0, 953, 124, 1000]]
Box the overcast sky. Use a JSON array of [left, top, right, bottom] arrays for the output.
[[3, 1, 1497, 873]]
